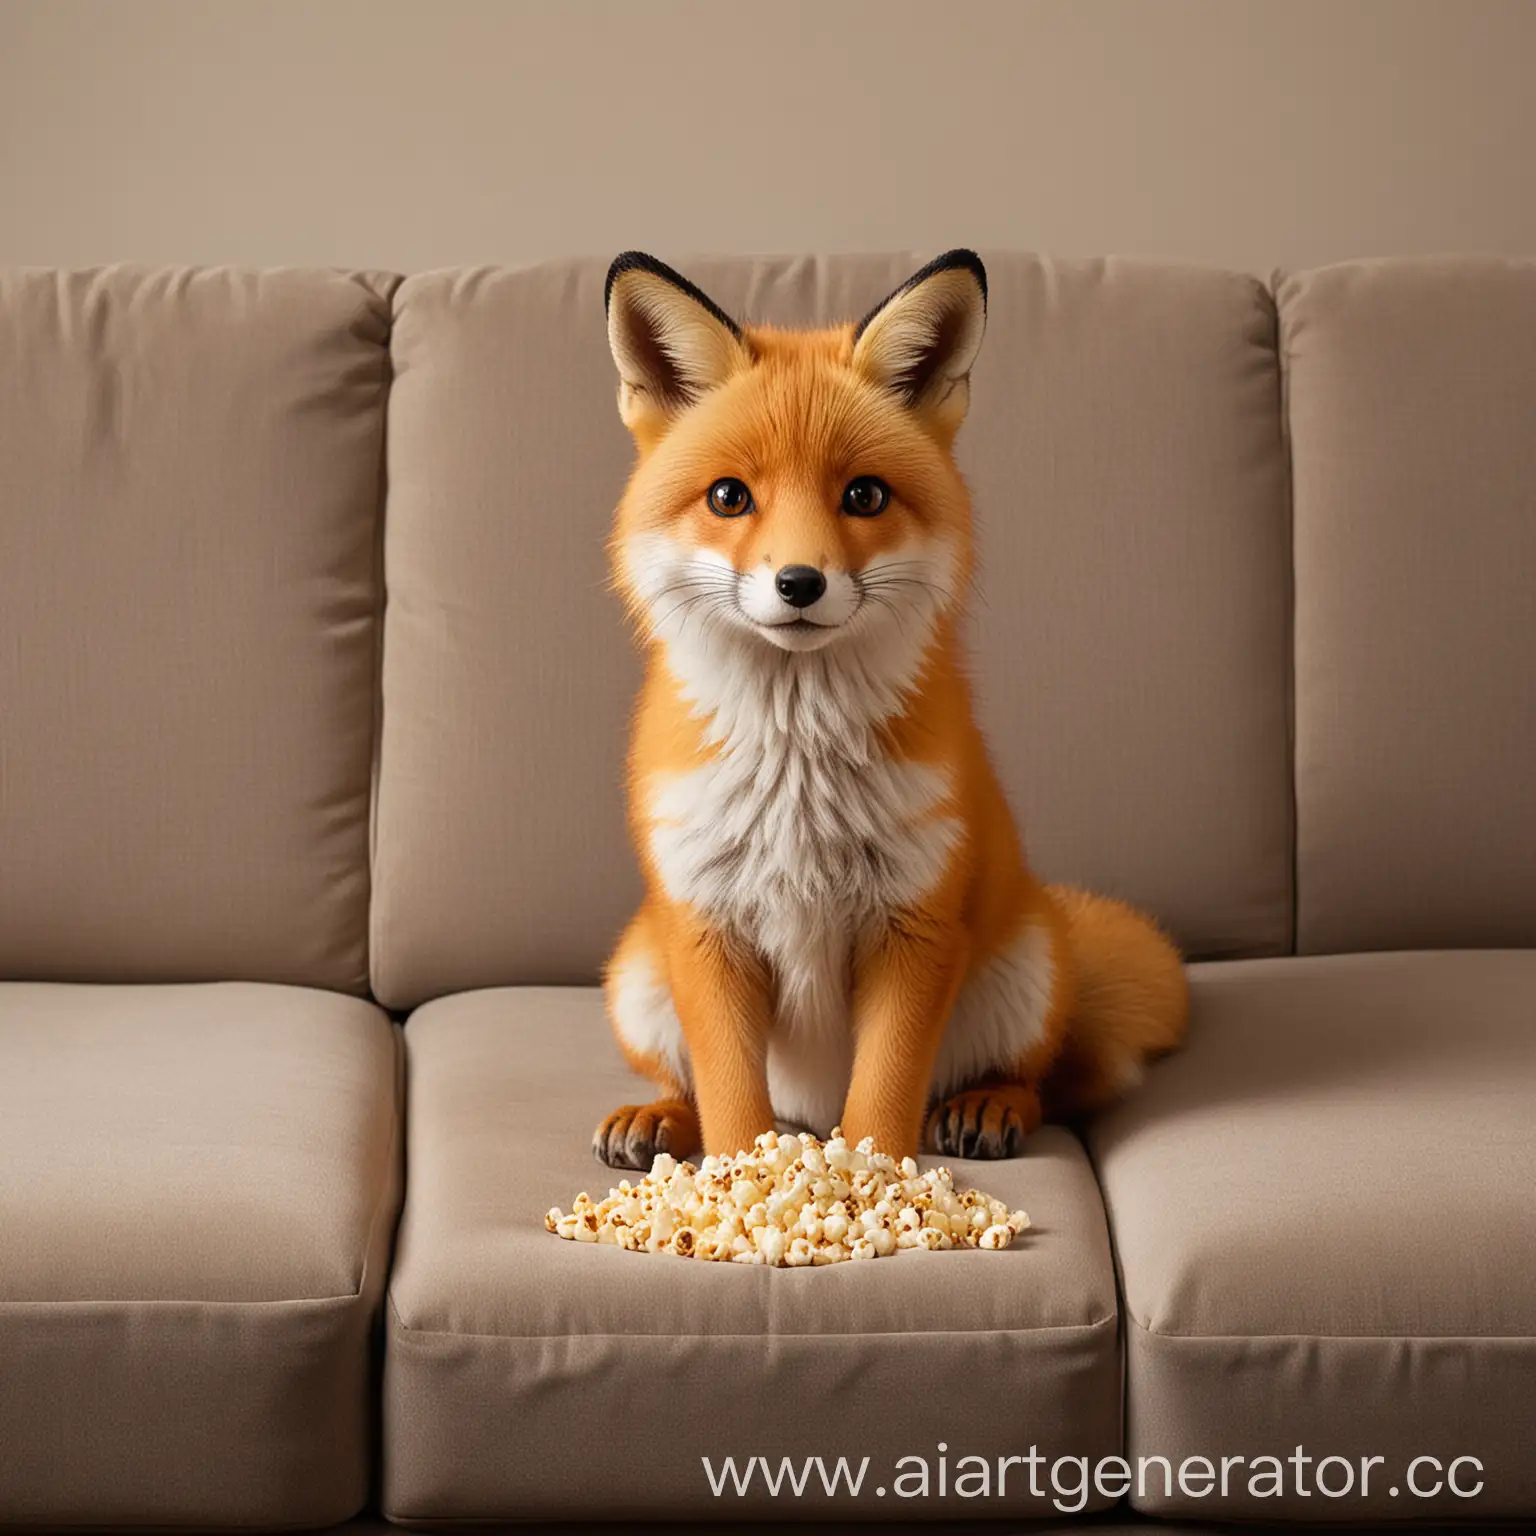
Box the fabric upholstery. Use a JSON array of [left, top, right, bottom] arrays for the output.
[[383, 988, 1122, 1521], [1089, 951, 1536, 1519], [0, 982, 402, 1527], [372, 253, 1293, 1008], [1282, 256, 1536, 952], [0, 267, 393, 993]]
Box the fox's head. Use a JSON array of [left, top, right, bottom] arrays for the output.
[[604, 251, 986, 669]]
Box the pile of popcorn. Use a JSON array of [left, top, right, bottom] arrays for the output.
[[545, 1127, 1029, 1265]]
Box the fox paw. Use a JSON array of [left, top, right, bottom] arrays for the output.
[[593, 1100, 701, 1169], [926, 1086, 1041, 1160]]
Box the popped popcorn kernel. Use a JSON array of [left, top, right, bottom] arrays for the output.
[[544, 1129, 1031, 1265]]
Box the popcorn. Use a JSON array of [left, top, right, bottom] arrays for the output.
[[544, 1128, 1031, 1265]]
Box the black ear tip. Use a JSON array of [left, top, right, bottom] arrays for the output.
[[932, 248, 987, 303], [604, 251, 662, 314], [602, 251, 743, 338], [851, 248, 989, 346]]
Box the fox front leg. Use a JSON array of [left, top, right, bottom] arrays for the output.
[[666, 920, 776, 1158], [840, 920, 967, 1158]]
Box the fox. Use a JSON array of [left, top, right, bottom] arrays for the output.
[[594, 249, 1188, 1169]]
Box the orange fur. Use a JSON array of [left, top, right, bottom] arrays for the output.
[[1038, 885, 1191, 1118], [594, 252, 1188, 1166]]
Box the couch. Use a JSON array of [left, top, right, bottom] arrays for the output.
[[1, 253, 1532, 1530]]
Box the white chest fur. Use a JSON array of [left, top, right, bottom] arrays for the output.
[[646, 636, 959, 1130]]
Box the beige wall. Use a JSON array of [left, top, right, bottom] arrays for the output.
[[2, 0, 1534, 275]]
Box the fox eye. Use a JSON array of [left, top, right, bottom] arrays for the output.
[[707, 478, 754, 517], [841, 476, 890, 517]]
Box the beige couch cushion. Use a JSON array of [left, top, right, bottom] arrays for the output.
[[0, 982, 401, 1527], [1088, 951, 1536, 1520], [0, 267, 394, 993], [384, 988, 1122, 1521], [1282, 257, 1536, 952], [372, 253, 1292, 1008]]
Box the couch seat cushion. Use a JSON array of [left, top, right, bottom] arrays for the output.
[[385, 988, 1123, 1522], [0, 983, 401, 1528], [1089, 951, 1536, 1520]]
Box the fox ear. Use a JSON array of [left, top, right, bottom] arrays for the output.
[[851, 250, 987, 431], [605, 253, 749, 434]]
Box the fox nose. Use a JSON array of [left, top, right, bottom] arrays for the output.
[[774, 565, 826, 609]]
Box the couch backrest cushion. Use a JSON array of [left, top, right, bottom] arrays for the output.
[[0, 268, 392, 992], [1282, 257, 1536, 952], [372, 254, 1294, 1007]]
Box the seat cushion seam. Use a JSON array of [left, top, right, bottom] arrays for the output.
[[384, 1289, 1119, 1342], [0, 1292, 367, 1312], [1126, 1308, 1536, 1344]]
